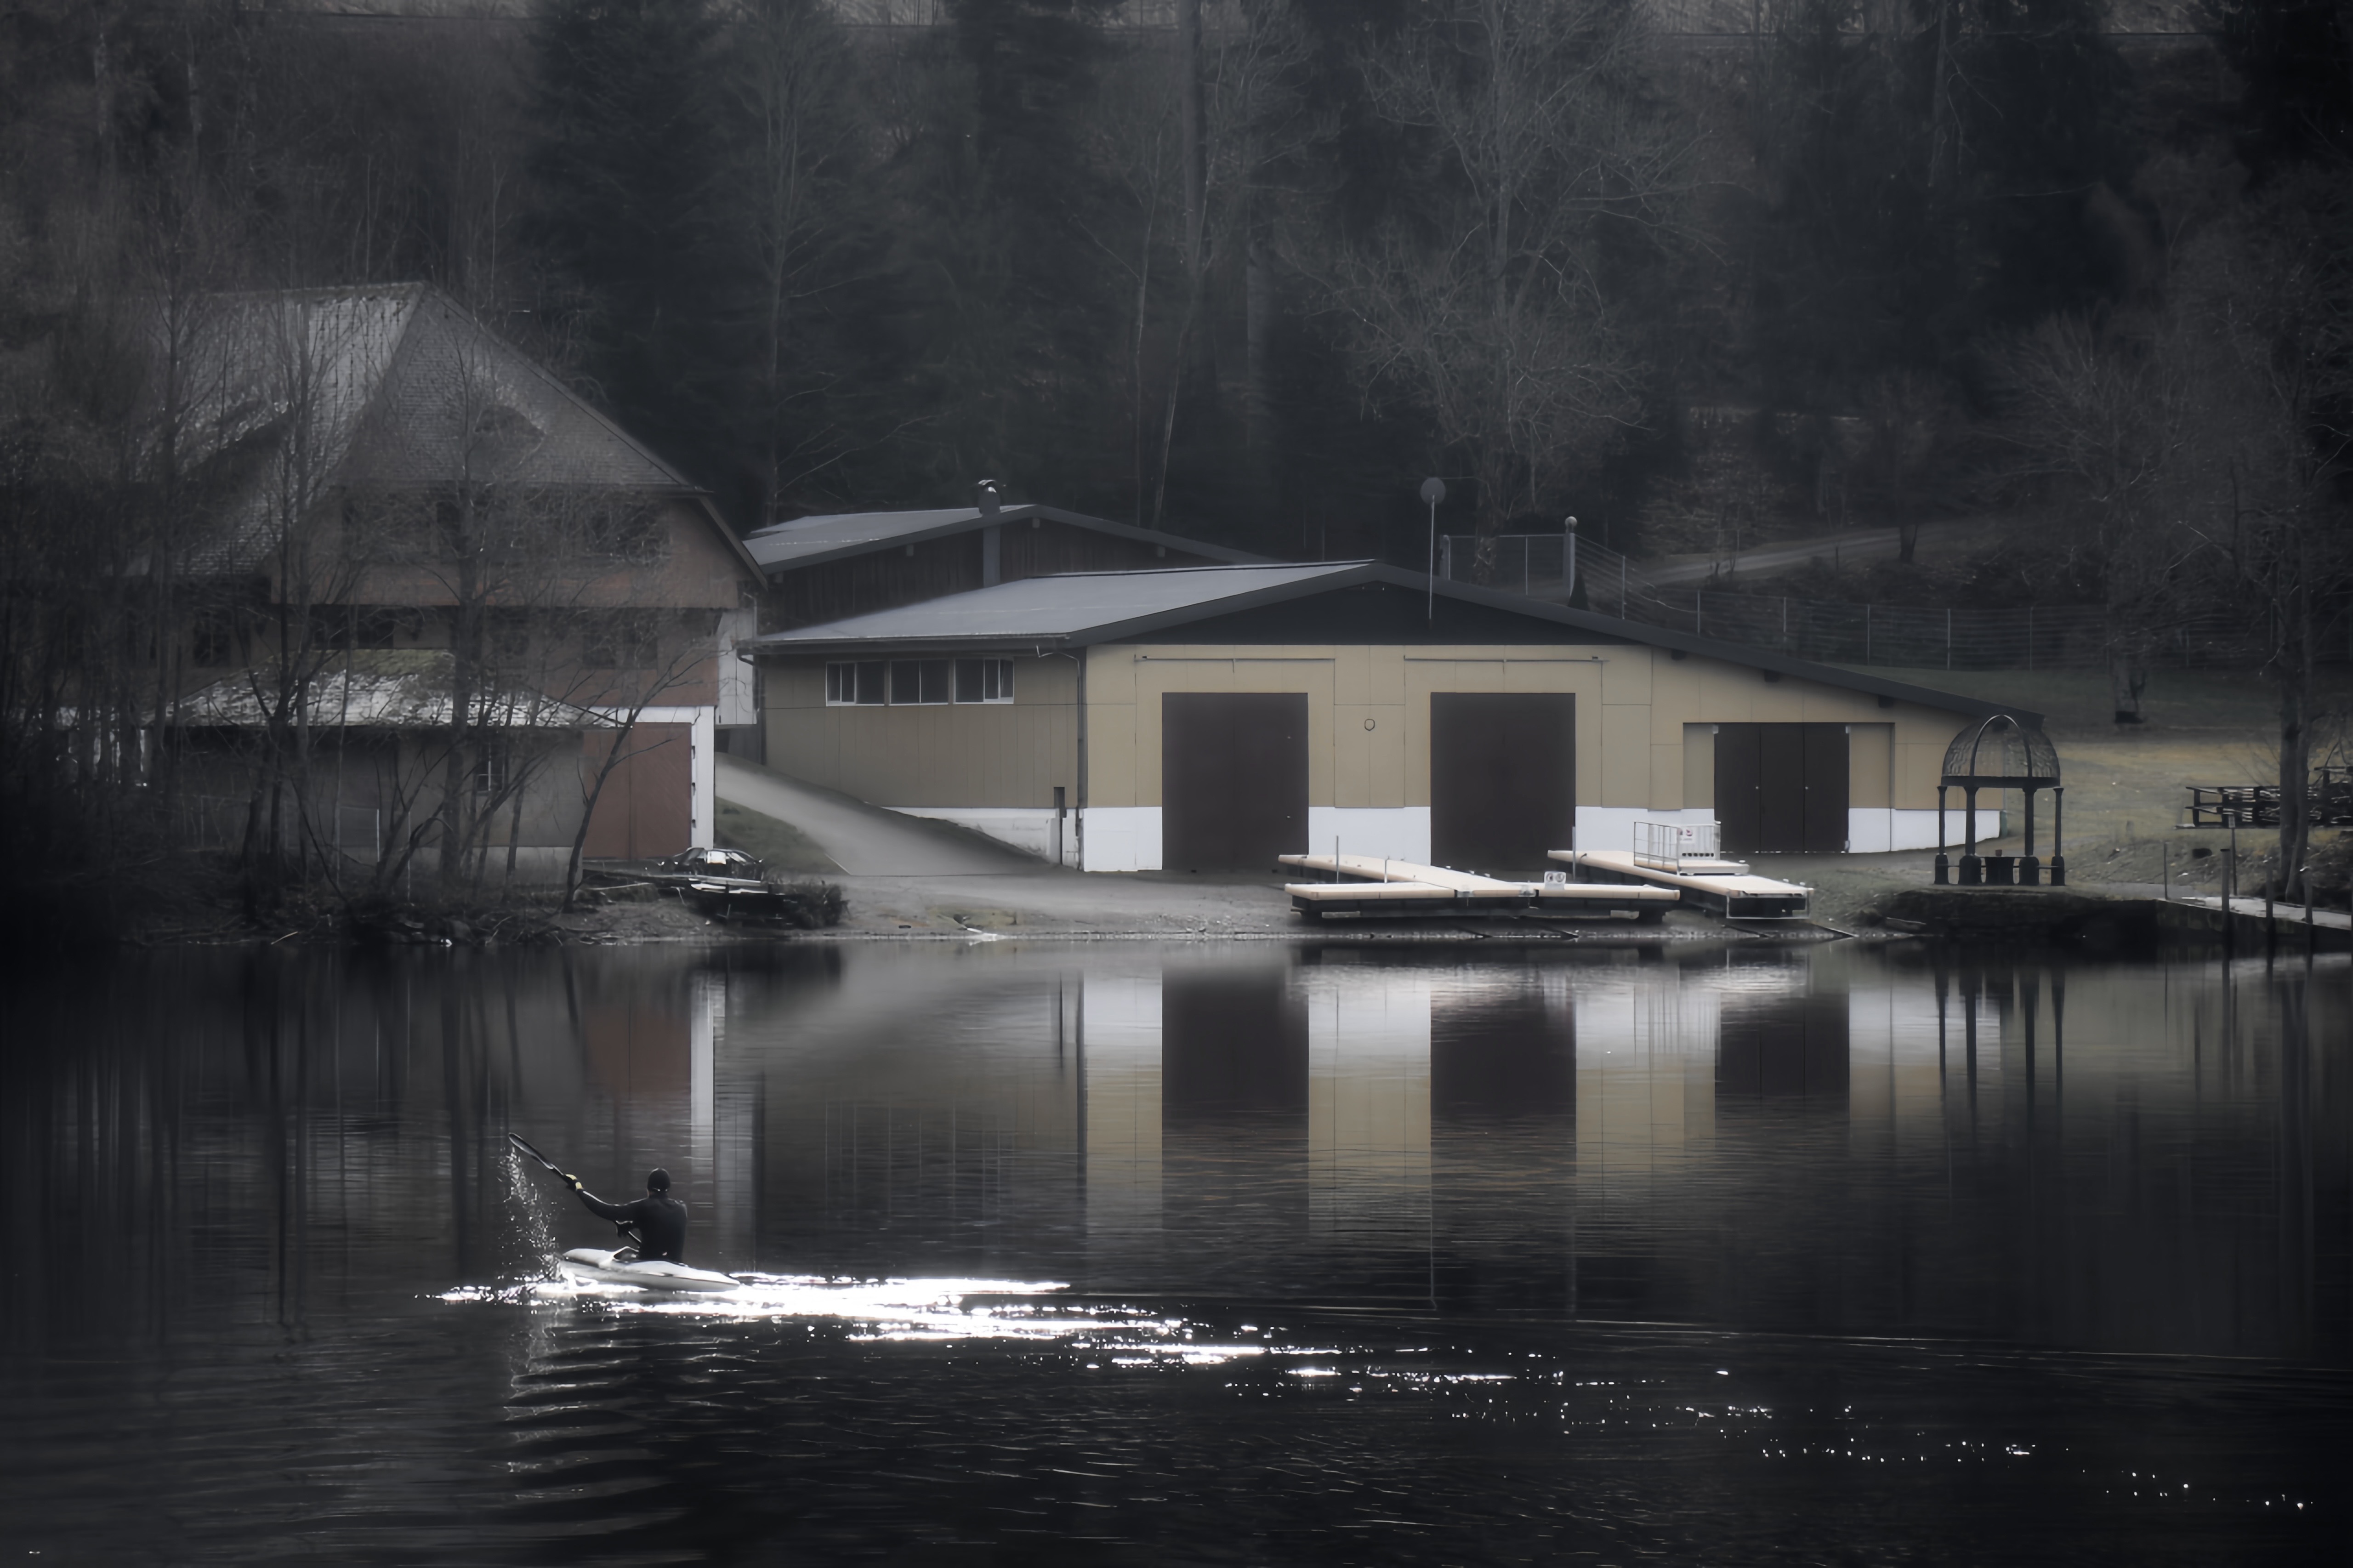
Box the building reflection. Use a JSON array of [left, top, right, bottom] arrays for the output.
[[8, 941, 2346, 1367]]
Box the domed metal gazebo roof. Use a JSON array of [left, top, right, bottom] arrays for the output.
[[1940, 714, 2061, 790]]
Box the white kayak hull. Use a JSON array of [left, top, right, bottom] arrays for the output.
[[561, 1248, 739, 1294]]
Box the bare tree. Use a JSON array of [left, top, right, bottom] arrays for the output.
[[2001, 314, 2203, 722], [2006, 170, 2353, 897], [724, 0, 877, 518], [558, 634, 712, 913], [2175, 178, 2353, 903], [1297, 0, 1688, 577]]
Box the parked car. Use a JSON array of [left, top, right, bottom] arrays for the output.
[[654, 846, 765, 880]]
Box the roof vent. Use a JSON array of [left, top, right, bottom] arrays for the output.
[[976, 479, 1002, 518]]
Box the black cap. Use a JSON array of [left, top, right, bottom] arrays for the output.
[[646, 1168, 671, 1192]]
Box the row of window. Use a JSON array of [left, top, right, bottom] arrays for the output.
[[826, 658, 1014, 706]]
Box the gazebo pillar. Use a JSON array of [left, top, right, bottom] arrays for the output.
[[1934, 785, 1949, 885], [1959, 786, 1982, 885], [2049, 787, 2065, 885], [2020, 787, 2039, 886]]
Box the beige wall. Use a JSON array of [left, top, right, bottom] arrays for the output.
[[762, 653, 1079, 806], [1088, 643, 1968, 811], [759, 640, 1989, 812]]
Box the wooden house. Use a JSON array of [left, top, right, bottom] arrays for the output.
[[165, 284, 762, 879]]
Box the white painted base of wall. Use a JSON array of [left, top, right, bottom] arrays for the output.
[[1850, 807, 2003, 852], [1306, 807, 1431, 865], [1078, 806, 1161, 872], [1573, 806, 1716, 855], [959, 803, 2012, 872], [892, 806, 1072, 865], [1076, 806, 1435, 872]]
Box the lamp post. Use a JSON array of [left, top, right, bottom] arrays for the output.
[[1421, 477, 1446, 621], [1565, 514, 1579, 602]]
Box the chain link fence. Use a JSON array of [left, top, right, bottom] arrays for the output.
[[1438, 532, 2341, 672]]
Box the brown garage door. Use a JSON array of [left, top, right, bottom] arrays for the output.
[[1714, 723, 1848, 852], [1717, 991, 1849, 1099], [1162, 693, 1308, 871], [1161, 970, 1309, 1119], [1430, 692, 1575, 877], [581, 723, 694, 859]]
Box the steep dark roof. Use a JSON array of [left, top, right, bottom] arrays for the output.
[[742, 502, 1267, 574], [747, 562, 2043, 724], [171, 284, 760, 579]]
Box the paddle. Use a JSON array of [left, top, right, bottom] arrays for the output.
[[506, 1133, 643, 1251]]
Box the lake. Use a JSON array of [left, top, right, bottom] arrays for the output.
[[3, 938, 2345, 1564]]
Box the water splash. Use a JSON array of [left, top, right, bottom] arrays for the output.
[[500, 1148, 564, 1282], [440, 1272, 1268, 1363]]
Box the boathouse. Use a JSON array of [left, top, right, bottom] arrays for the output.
[[744, 562, 2032, 872], [745, 491, 1265, 631]]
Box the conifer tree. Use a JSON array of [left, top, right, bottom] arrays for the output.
[[527, 0, 737, 493]]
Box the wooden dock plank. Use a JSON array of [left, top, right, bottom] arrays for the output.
[[1552, 850, 1811, 919], [1281, 851, 1676, 921]]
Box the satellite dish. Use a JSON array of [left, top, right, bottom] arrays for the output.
[[1419, 477, 1446, 506]]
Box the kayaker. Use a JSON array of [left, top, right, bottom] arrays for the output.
[[568, 1167, 688, 1263]]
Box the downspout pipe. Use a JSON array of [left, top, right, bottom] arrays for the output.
[[1044, 645, 1087, 871]]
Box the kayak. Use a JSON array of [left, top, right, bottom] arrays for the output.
[[560, 1248, 740, 1294]]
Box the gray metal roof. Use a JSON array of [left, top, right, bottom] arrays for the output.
[[747, 562, 1366, 650], [746, 560, 2043, 724], [741, 502, 1266, 573]]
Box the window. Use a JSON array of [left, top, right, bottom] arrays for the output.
[[889, 659, 951, 705], [473, 739, 510, 801], [487, 608, 532, 660], [310, 607, 413, 652], [954, 657, 1014, 704], [826, 659, 960, 705], [584, 612, 660, 669], [826, 661, 887, 705], [588, 504, 667, 562], [191, 607, 241, 667]]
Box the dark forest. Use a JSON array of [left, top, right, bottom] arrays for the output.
[[2, 0, 2349, 902]]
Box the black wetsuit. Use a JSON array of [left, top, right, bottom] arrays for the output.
[[574, 1186, 688, 1263]]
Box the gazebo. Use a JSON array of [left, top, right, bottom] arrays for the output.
[[1936, 716, 2063, 886]]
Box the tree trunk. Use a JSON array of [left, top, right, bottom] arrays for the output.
[[1179, 0, 1206, 286], [2277, 574, 2313, 903], [563, 722, 641, 913], [1469, 446, 1517, 585], [1245, 235, 1273, 456], [2109, 655, 2146, 724]]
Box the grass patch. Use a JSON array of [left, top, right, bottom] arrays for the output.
[[1834, 665, 2353, 736], [716, 799, 842, 875]]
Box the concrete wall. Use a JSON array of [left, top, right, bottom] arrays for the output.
[[759, 640, 2012, 868]]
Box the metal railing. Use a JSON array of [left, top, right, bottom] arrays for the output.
[[2181, 771, 2353, 829], [1633, 818, 1720, 869]]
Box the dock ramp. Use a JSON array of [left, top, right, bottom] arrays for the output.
[[1551, 848, 1810, 919], [1279, 852, 1677, 922]]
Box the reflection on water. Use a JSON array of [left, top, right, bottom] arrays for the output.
[[2, 940, 2347, 1563]]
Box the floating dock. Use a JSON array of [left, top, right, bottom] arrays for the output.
[[1550, 849, 1810, 920], [1279, 852, 1678, 922]]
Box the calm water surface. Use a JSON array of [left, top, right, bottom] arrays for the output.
[[3, 938, 2347, 1565]]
